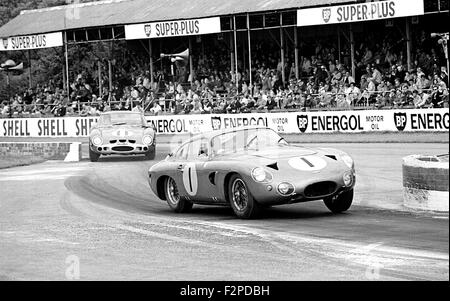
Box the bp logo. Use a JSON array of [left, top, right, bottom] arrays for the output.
[[2, 38, 8, 49], [211, 117, 221, 130], [144, 24, 151, 37], [297, 115, 308, 133], [394, 112, 407, 131], [322, 8, 331, 23]]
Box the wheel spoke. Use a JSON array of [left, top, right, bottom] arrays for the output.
[[232, 179, 248, 211]]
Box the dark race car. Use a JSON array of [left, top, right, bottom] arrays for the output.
[[148, 126, 355, 219], [89, 111, 156, 162]]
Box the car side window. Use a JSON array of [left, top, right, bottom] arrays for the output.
[[176, 143, 190, 160], [186, 138, 209, 160]]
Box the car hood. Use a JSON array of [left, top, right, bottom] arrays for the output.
[[217, 145, 316, 161], [215, 145, 346, 173], [246, 145, 317, 159], [96, 125, 150, 139]]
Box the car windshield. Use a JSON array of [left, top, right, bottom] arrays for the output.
[[211, 128, 287, 156], [98, 113, 146, 126]]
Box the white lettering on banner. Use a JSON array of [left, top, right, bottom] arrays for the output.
[[125, 17, 221, 40], [0, 110, 448, 137], [0, 32, 63, 51], [297, 0, 424, 27]]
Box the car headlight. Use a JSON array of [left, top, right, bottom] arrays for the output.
[[251, 167, 273, 183], [277, 182, 295, 195], [92, 136, 103, 146], [341, 154, 354, 169], [343, 171, 354, 187], [142, 135, 153, 145]]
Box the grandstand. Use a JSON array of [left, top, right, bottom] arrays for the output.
[[0, 0, 448, 118]]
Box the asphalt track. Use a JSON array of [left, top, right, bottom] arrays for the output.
[[0, 142, 448, 281]]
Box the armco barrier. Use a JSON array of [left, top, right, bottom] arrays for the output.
[[0, 108, 448, 137], [402, 155, 449, 212], [0, 142, 81, 162]]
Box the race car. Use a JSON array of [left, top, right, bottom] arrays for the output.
[[147, 126, 356, 219], [89, 111, 156, 162]]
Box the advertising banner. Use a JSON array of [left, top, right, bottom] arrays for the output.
[[125, 17, 221, 40], [297, 0, 424, 27], [0, 32, 63, 51], [0, 109, 448, 138]]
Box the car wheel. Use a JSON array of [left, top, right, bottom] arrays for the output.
[[165, 177, 193, 213], [89, 148, 100, 162], [145, 145, 156, 160], [324, 189, 354, 213], [228, 174, 261, 219]]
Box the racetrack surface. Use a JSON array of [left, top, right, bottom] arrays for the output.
[[0, 143, 448, 280]]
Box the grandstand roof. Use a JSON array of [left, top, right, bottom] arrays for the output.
[[0, 0, 357, 38]]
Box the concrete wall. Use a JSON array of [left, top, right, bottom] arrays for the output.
[[0, 142, 73, 160]]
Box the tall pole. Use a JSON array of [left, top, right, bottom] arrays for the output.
[[189, 37, 194, 85], [349, 24, 355, 80], [233, 15, 239, 88], [7, 72, 11, 118], [98, 60, 102, 98], [337, 26, 342, 63], [294, 27, 299, 80], [108, 59, 112, 107], [64, 31, 70, 102], [280, 25, 285, 86], [230, 29, 235, 76], [405, 17, 412, 71], [27, 50, 32, 89], [247, 13, 252, 88], [149, 39, 154, 89]]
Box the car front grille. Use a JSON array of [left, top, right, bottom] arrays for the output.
[[304, 181, 337, 198], [112, 146, 134, 152], [110, 139, 136, 144]]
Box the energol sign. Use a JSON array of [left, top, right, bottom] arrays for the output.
[[125, 17, 221, 40], [297, 0, 424, 27]]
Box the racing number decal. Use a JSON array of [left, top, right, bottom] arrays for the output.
[[182, 163, 198, 196], [288, 156, 327, 171]]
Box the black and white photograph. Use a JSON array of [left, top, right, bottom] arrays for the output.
[[0, 0, 448, 290]]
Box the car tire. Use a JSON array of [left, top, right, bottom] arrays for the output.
[[164, 177, 193, 213], [89, 148, 100, 162], [324, 189, 354, 213], [228, 174, 261, 219], [145, 145, 156, 160]]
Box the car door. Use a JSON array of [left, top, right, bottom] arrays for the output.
[[175, 138, 212, 202], [169, 142, 191, 198]]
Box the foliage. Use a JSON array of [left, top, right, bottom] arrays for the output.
[[0, 0, 101, 100]]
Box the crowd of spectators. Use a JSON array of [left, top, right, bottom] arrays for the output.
[[1, 29, 448, 118]]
